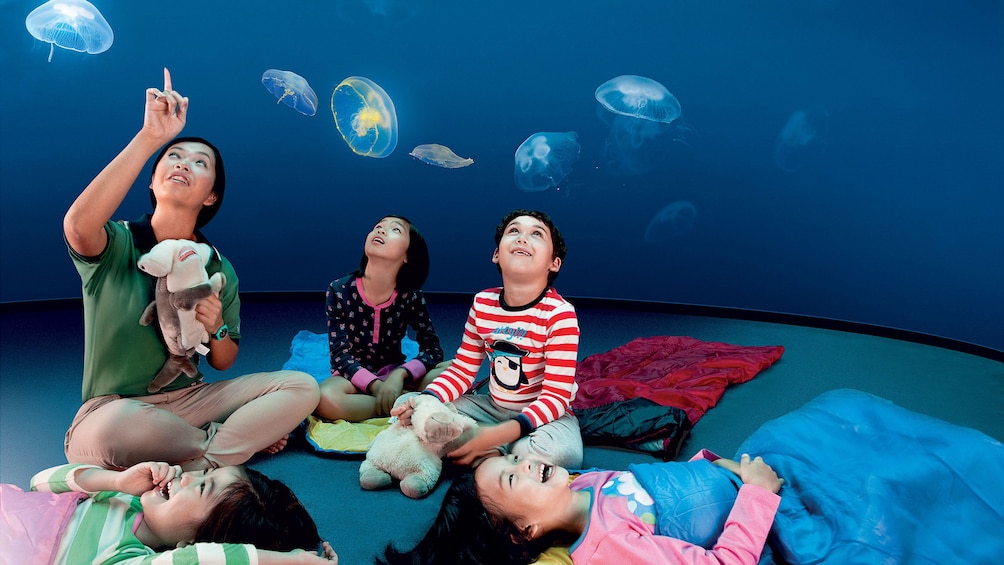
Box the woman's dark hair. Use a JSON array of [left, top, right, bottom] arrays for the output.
[[493, 209, 567, 286], [357, 215, 430, 292], [377, 473, 571, 565], [193, 467, 321, 553], [149, 136, 226, 229]]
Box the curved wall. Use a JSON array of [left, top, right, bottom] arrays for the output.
[[1, 1, 1001, 350]]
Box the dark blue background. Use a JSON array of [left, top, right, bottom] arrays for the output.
[[2, 0, 1001, 350]]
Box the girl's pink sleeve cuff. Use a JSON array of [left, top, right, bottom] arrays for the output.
[[401, 359, 427, 381], [689, 448, 723, 462], [350, 369, 379, 392]]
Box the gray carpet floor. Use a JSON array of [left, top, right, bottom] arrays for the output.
[[2, 296, 1001, 565]]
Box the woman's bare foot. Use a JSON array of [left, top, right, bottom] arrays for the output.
[[260, 434, 289, 455]]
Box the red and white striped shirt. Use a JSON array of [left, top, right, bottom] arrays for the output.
[[426, 287, 579, 428]]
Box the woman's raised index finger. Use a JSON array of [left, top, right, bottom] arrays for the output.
[[163, 67, 172, 92]]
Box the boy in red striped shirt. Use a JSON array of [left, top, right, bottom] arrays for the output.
[[394, 210, 583, 468]]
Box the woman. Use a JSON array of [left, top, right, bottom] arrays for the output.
[[62, 68, 320, 471]]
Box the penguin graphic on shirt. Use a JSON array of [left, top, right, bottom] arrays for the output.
[[487, 339, 529, 391]]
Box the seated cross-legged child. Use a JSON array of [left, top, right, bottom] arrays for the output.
[[394, 209, 583, 469], [316, 215, 447, 422]]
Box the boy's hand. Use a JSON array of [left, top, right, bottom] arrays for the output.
[[390, 393, 430, 426], [115, 461, 180, 496], [448, 421, 517, 465]]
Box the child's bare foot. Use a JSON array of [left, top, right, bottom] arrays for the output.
[[260, 434, 289, 455]]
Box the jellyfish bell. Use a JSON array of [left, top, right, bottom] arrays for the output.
[[644, 201, 697, 243], [595, 75, 681, 124], [513, 132, 580, 192], [331, 76, 398, 158], [25, 0, 113, 63], [773, 107, 829, 173], [261, 69, 318, 116]]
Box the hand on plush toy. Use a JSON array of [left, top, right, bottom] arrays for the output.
[[390, 393, 426, 426], [195, 293, 224, 337]]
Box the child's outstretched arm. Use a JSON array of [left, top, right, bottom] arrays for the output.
[[258, 541, 337, 564]]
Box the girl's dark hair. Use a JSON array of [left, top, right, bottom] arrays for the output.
[[193, 467, 321, 552], [149, 136, 226, 229], [377, 473, 571, 565], [357, 215, 430, 292], [493, 209, 567, 285]]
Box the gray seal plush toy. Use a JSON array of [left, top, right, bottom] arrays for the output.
[[137, 239, 226, 393]]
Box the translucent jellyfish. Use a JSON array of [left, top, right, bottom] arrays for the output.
[[261, 69, 318, 116], [25, 0, 113, 63], [598, 105, 697, 177], [410, 144, 474, 169], [644, 201, 697, 243], [513, 132, 580, 192], [773, 108, 829, 173], [331, 76, 398, 158], [595, 75, 681, 124]]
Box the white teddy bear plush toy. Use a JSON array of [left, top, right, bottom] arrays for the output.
[[359, 394, 477, 499]]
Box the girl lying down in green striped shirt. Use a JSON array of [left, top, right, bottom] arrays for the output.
[[2, 461, 336, 564]]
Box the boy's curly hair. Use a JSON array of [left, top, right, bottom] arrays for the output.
[[493, 209, 567, 286]]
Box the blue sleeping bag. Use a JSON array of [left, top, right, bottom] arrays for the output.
[[630, 389, 1004, 564]]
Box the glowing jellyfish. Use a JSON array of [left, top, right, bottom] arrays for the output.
[[644, 201, 697, 243], [513, 132, 580, 192], [25, 0, 113, 63], [261, 69, 318, 116], [773, 108, 829, 172], [331, 76, 398, 158], [410, 144, 473, 169], [595, 75, 681, 124]]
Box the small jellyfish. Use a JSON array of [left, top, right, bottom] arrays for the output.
[[644, 201, 697, 243], [513, 132, 580, 192], [773, 107, 829, 172], [331, 76, 398, 158], [25, 0, 113, 63], [410, 144, 474, 169], [595, 75, 681, 124], [261, 69, 318, 116]]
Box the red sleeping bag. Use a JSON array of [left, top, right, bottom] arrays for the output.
[[572, 336, 785, 424]]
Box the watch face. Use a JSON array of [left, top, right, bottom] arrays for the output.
[[216, 326, 228, 340]]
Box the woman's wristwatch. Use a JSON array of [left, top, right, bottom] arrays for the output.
[[212, 323, 229, 341]]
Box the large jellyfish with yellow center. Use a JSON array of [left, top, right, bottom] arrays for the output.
[[331, 76, 398, 158]]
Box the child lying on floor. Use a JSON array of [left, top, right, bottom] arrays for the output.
[[381, 389, 1004, 565], [1, 461, 337, 564]]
